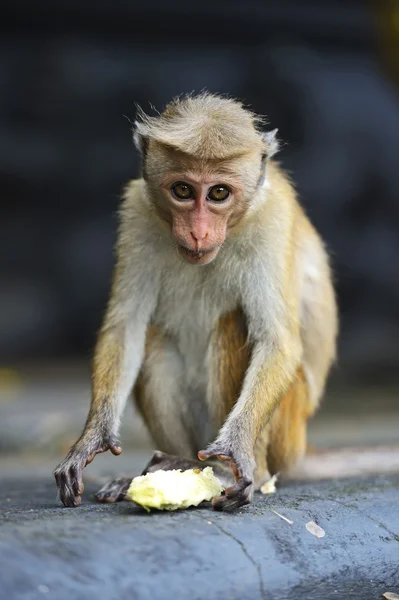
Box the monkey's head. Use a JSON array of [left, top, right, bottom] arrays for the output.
[[134, 93, 279, 265]]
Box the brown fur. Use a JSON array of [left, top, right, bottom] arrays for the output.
[[208, 308, 252, 426], [267, 368, 311, 475], [91, 330, 122, 416]]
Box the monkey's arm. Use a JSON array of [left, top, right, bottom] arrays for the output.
[[55, 191, 162, 506], [199, 332, 301, 509], [199, 242, 302, 509]]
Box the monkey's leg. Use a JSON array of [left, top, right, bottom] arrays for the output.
[[267, 367, 310, 475], [135, 325, 197, 457], [135, 327, 235, 485]]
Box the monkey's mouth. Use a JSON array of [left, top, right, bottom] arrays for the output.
[[178, 244, 217, 261]]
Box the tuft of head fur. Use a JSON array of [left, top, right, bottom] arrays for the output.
[[134, 93, 269, 160]]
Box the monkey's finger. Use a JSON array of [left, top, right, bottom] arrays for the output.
[[212, 494, 242, 511], [109, 444, 122, 456], [212, 478, 252, 511], [64, 468, 80, 505], [230, 461, 240, 479], [104, 433, 123, 456], [212, 493, 248, 511], [61, 471, 78, 507], [70, 465, 84, 496], [54, 471, 62, 498], [197, 447, 230, 461], [54, 469, 68, 503]]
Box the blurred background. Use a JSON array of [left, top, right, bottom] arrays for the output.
[[1, 0, 399, 462]]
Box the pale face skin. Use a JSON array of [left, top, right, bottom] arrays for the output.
[[161, 173, 244, 265]]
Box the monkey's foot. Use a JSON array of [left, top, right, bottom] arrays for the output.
[[95, 452, 205, 504], [95, 478, 131, 503], [142, 451, 202, 475], [143, 451, 235, 493]]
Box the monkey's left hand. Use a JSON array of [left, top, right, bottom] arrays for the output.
[[198, 444, 253, 511]]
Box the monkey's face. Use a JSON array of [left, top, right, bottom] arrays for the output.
[[159, 174, 248, 265], [144, 144, 264, 265]]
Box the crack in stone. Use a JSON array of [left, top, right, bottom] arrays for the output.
[[198, 514, 266, 599]]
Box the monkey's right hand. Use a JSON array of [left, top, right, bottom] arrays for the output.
[[54, 434, 122, 507]]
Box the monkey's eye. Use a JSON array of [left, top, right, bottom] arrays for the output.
[[171, 182, 194, 200], [207, 185, 230, 202]]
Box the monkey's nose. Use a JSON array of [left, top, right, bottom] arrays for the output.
[[190, 230, 208, 242], [190, 230, 208, 251]]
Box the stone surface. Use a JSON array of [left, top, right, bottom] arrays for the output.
[[0, 473, 398, 600]]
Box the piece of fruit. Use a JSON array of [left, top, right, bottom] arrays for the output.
[[126, 467, 224, 512]]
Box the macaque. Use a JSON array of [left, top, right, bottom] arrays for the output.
[[54, 93, 338, 510]]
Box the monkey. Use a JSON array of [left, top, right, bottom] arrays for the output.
[[54, 92, 338, 511]]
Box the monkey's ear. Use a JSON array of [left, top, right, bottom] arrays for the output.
[[263, 128, 279, 158], [133, 121, 149, 158]]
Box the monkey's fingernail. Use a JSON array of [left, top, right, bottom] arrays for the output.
[[217, 454, 231, 462]]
